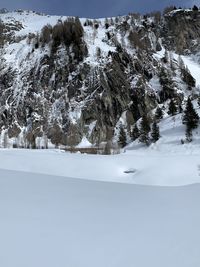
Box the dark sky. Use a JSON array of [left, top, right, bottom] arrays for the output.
[[0, 0, 200, 18]]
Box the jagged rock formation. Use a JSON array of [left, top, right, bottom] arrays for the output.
[[0, 8, 200, 148], [163, 9, 200, 54]]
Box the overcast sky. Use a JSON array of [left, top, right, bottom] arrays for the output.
[[0, 0, 200, 18]]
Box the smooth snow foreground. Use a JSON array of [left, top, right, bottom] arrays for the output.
[[0, 148, 200, 186], [0, 149, 200, 267]]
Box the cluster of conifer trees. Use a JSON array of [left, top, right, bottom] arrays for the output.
[[118, 96, 200, 148], [118, 109, 161, 148]]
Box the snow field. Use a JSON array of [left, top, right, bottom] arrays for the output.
[[0, 165, 200, 267], [0, 148, 199, 186]]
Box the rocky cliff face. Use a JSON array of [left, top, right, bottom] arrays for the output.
[[162, 9, 200, 54], [0, 8, 200, 148]]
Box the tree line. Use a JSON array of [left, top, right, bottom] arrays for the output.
[[118, 96, 200, 148]]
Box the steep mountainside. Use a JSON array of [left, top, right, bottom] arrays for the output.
[[0, 8, 200, 148]]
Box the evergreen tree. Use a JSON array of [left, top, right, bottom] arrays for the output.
[[182, 97, 199, 141], [178, 104, 183, 113], [185, 126, 193, 142], [168, 99, 177, 116], [182, 66, 196, 89], [155, 107, 163, 121], [131, 124, 140, 141], [159, 66, 175, 102], [139, 115, 151, 145], [151, 121, 160, 143], [118, 126, 127, 148], [193, 5, 198, 11]]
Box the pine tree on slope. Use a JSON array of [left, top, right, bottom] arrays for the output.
[[118, 126, 127, 148], [193, 5, 198, 11], [155, 107, 163, 121], [151, 121, 160, 143], [139, 115, 151, 145], [168, 99, 177, 116], [131, 124, 140, 141], [178, 104, 183, 113], [182, 97, 199, 142]]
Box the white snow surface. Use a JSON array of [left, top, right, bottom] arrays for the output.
[[0, 11, 66, 36], [77, 136, 92, 148], [154, 49, 200, 88], [0, 149, 200, 267], [173, 53, 200, 87]]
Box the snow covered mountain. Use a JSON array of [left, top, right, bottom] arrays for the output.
[[0, 7, 200, 148]]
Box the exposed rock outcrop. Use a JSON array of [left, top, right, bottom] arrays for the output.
[[0, 9, 199, 147]]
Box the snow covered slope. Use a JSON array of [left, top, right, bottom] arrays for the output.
[[0, 148, 200, 186], [1, 11, 63, 35], [173, 53, 200, 87], [0, 156, 200, 267]]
